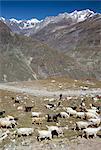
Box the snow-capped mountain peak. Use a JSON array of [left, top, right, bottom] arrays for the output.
[[0, 17, 40, 30], [0, 17, 6, 23], [9, 18, 22, 24], [70, 9, 95, 22], [38, 9, 95, 27], [0, 9, 98, 35], [27, 18, 40, 24]]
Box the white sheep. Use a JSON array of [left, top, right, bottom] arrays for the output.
[[76, 112, 85, 119], [16, 128, 34, 136], [82, 127, 101, 139], [75, 121, 93, 130], [0, 118, 16, 128], [32, 112, 41, 117], [45, 104, 56, 109], [89, 104, 97, 110], [32, 117, 45, 125], [37, 130, 52, 141], [66, 107, 73, 111], [85, 112, 98, 120], [59, 112, 69, 118], [66, 107, 77, 116], [86, 109, 98, 114], [88, 118, 101, 127]]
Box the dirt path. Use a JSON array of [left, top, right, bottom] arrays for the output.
[[0, 84, 101, 97]]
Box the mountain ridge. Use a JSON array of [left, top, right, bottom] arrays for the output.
[[0, 9, 98, 35]]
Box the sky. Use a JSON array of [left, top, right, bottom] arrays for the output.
[[0, 1, 101, 20]]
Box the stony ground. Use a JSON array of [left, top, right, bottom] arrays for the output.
[[0, 77, 101, 150]]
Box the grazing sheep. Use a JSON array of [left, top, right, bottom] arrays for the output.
[[76, 112, 85, 119], [66, 107, 77, 116], [0, 111, 5, 116], [45, 104, 56, 109], [6, 115, 15, 120], [88, 118, 101, 127], [75, 121, 93, 130], [32, 112, 41, 118], [37, 130, 52, 141], [16, 128, 34, 136], [32, 117, 45, 125], [86, 109, 98, 114], [0, 118, 17, 128], [85, 112, 98, 120], [58, 112, 69, 118], [47, 114, 59, 122], [66, 107, 73, 111], [46, 125, 63, 137], [82, 127, 101, 139]]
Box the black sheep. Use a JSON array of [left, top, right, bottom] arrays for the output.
[[0, 111, 5, 116]]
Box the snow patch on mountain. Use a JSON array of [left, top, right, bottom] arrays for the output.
[[0, 9, 98, 35]]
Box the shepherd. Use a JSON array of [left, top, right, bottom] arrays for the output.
[[59, 94, 63, 100]]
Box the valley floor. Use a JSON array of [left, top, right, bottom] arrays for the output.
[[0, 77, 101, 150]]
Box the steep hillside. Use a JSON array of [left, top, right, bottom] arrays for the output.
[[0, 21, 38, 82], [0, 21, 90, 82], [32, 14, 101, 80]]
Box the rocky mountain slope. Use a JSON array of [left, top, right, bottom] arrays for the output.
[[0, 21, 89, 82], [32, 13, 101, 80]]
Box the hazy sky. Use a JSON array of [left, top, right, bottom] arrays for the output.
[[1, 1, 101, 20]]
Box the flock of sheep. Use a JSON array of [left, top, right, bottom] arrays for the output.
[[0, 93, 101, 142]]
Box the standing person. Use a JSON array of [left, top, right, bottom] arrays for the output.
[[59, 94, 62, 100], [57, 94, 63, 107]]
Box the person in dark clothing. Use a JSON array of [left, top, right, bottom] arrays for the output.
[[59, 94, 63, 100]]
